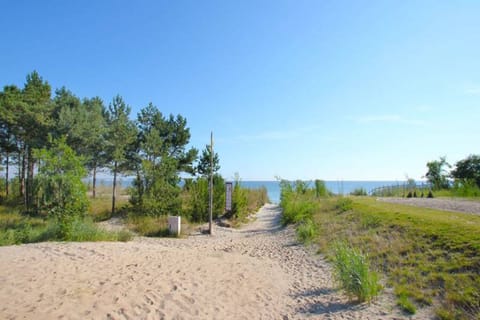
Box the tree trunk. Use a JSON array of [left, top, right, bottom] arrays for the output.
[[26, 148, 35, 211], [5, 151, 9, 197], [92, 166, 97, 199], [20, 145, 26, 206], [111, 161, 117, 215], [136, 169, 143, 204]]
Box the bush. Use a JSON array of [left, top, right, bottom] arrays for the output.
[[331, 242, 380, 302], [182, 175, 225, 222], [335, 197, 353, 213], [350, 188, 368, 196], [34, 137, 89, 235], [452, 180, 480, 197], [231, 180, 248, 221], [282, 198, 316, 225]]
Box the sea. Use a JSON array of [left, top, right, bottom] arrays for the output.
[[89, 178, 404, 204]]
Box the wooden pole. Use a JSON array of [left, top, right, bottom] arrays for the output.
[[209, 132, 214, 235]]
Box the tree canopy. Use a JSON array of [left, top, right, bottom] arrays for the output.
[[451, 155, 480, 188], [1, 71, 201, 219], [425, 156, 450, 190]]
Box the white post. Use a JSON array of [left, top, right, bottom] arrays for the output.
[[168, 216, 181, 236]]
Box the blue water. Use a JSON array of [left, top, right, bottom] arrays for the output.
[[239, 180, 404, 204], [87, 178, 405, 204]]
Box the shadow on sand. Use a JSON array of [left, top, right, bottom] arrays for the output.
[[294, 287, 367, 315]]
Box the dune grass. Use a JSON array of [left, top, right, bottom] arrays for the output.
[[126, 214, 171, 237], [331, 241, 380, 302], [309, 196, 480, 319], [0, 204, 132, 246]]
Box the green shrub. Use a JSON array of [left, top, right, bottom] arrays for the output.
[[182, 175, 225, 222], [361, 215, 381, 229], [34, 137, 89, 220], [331, 242, 380, 302], [351, 188, 368, 196], [335, 197, 353, 213], [297, 219, 317, 244], [452, 180, 480, 197], [281, 199, 316, 225], [231, 181, 248, 221]]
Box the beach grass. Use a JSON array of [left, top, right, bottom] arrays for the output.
[[306, 196, 480, 318], [0, 204, 133, 246], [126, 214, 171, 237], [331, 241, 380, 302]]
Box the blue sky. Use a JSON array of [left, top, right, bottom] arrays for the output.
[[1, 1, 479, 181]]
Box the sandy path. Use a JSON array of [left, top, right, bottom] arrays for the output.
[[0, 204, 428, 319]]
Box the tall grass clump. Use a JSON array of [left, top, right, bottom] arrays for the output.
[[332, 241, 380, 302], [245, 186, 270, 212], [335, 197, 353, 213], [64, 217, 132, 242], [314, 179, 329, 197], [296, 218, 317, 244]]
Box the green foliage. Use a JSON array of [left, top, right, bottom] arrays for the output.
[[129, 103, 197, 217], [54, 92, 108, 198], [335, 197, 353, 213], [314, 179, 328, 197], [126, 214, 171, 237], [331, 241, 380, 302], [280, 179, 317, 225], [295, 180, 309, 194], [452, 179, 480, 197], [231, 179, 248, 221], [182, 175, 225, 222], [104, 95, 137, 214], [425, 156, 450, 190], [282, 197, 316, 225], [34, 137, 89, 238], [309, 196, 480, 318], [0, 205, 132, 245], [245, 186, 269, 213], [451, 154, 480, 189], [65, 217, 132, 242], [0, 208, 48, 245], [196, 144, 220, 177], [130, 157, 182, 216], [350, 188, 368, 196], [397, 293, 417, 314], [297, 218, 317, 244]]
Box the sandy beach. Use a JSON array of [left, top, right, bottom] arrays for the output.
[[0, 204, 429, 319]]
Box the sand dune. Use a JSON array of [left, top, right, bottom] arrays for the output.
[[0, 204, 430, 319]]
